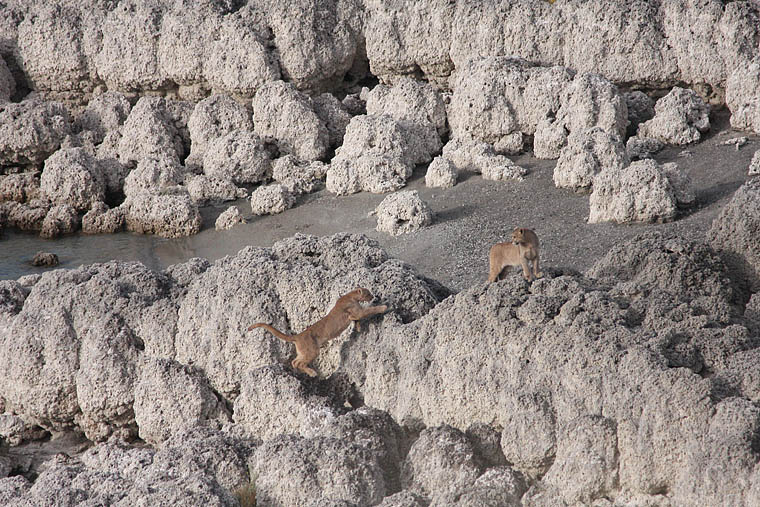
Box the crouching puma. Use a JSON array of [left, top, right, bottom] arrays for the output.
[[488, 227, 543, 282], [248, 288, 388, 377]]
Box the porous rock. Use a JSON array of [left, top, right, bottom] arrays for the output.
[[750, 150, 760, 176], [377, 490, 428, 507], [186, 94, 253, 168], [425, 156, 457, 188], [441, 138, 528, 181], [637, 87, 711, 145], [31, 251, 59, 267], [709, 177, 760, 292], [326, 114, 424, 195], [0, 55, 15, 102], [133, 357, 229, 445], [375, 190, 433, 236], [249, 183, 295, 215], [250, 434, 385, 506], [117, 96, 186, 166], [252, 80, 330, 162], [74, 92, 132, 144], [727, 58, 760, 133], [431, 466, 527, 507], [40, 147, 105, 211], [82, 201, 125, 234], [0, 200, 49, 232], [534, 73, 628, 159], [400, 425, 483, 499], [202, 129, 271, 185], [40, 204, 79, 239], [626, 135, 665, 161], [271, 154, 327, 195], [0, 172, 40, 202], [122, 190, 202, 238], [186, 174, 247, 205], [553, 127, 628, 191], [589, 160, 693, 224], [0, 100, 71, 166], [122, 156, 186, 198], [214, 205, 245, 231], [311, 92, 353, 147]]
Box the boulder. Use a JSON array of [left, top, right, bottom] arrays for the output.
[[441, 139, 527, 181], [637, 87, 711, 145], [751, 151, 760, 176], [117, 96, 186, 166], [0, 200, 49, 232], [271, 155, 327, 195], [202, 129, 271, 185], [626, 135, 665, 161], [186, 94, 253, 169], [624, 91, 655, 137], [186, 174, 247, 205], [589, 160, 694, 224], [74, 92, 131, 144], [252, 80, 330, 162], [311, 93, 353, 147], [122, 157, 186, 198], [0, 56, 14, 102], [375, 190, 433, 236], [553, 127, 628, 191], [122, 190, 202, 238], [40, 204, 79, 239], [81, 202, 125, 234], [0, 100, 71, 166], [425, 156, 457, 188], [708, 178, 760, 292], [40, 147, 105, 211], [430, 466, 527, 507], [214, 205, 245, 231], [727, 58, 760, 133], [0, 172, 40, 203], [31, 251, 59, 267], [249, 183, 296, 215]]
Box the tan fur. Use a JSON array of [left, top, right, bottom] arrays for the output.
[[488, 227, 543, 282], [247, 288, 388, 377]]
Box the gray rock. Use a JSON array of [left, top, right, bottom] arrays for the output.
[[727, 58, 760, 133], [81, 201, 125, 234], [709, 177, 760, 292], [0, 100, 71, 166], [425, 156, 457, 188], [117, 96, 186, 166], [31, 251, 59, 267], [750, 150, 760, 176], [0, 476, 31, 504], [401, 425, 483, 498], [0, 172, 40, 202], [133, 357, 229, 445], [187, 94, 252, 168], [186, 174, 247, 205], [465, 423, 508, 468], [626, 135, 665, 161], [40, 147, 105, 211], [624, 91, 655, 137], [122, 156, 185, 197], [252, 80, 330, 162], [377, 490, 428, 507], [375, 190, 433, 236], [0, 200, 49, 232], [74, 92, 132, 144], [589, 160, 693, 224], [0, 55, 14, 102], [203, 129, 271, 185], [312, 93, 353, 147], [250, 434, 385, 506], [441, 138, 527, 181], [367, 77, 447, 137], [40, 204, 79, 239], [500, 392, 557, 479], [214, 205, 245, 231], [431, 466, 527, 507], [553, 127, 628, 191], [123, 189, 202, 238], [249, 183, 295, 215], [637, 87, 711, 145], [271, 155, 327, 195]]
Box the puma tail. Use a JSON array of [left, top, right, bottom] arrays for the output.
[[247, 323, 295, 342]]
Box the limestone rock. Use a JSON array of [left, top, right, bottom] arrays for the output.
[[400, 425, 483, 498], [31, 251, 59, 267], [40, 204, 79, 239], [186, 174, 247, 205], [122, 157, 185, 198], [637, 87, 711, 145], [375, 190, 433, 236], [123, 190, 202, 238], [202, 129, 271, 185], [0, 172, 40, 203], [709, 178, 760, 292], [82, 202, 125, 234], [727, 58, 760, 133], [249, 183, 295, 215], [0, 100, 71, 166], [40, 147, 105, 211], [271, 155, 327, 195], [553, 127, 628, 191], [441, 139, 527, 181], [250, 434, 385, 506], [589, 160, 693, 224], [187, 94, 253, 168], [425, 156, 457, 188], [117, 96, 186, 166], [252, 80, 330, 162], [214, 206, 245, 231], [74, 92, 131, 145], [133, 357, 229, 445]]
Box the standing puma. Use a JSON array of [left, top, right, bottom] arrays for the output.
[[247, 288, 388, 377], [488, 227, 543, 282]]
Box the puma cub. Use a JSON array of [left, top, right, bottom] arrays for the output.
[[488, 227, 543, 282]]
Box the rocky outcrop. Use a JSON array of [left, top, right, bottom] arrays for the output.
[[81, 202, 125, 234], [709, 177, 760, 292], [637, 87, 711, 145], [121, 156, 185, 198], [249, 183, 295, 215], [186, 94, 253, 169], [0, 172, 39, 202], [727, 58, 760, 134], [202, 129, 271, 185], [186, 174, 247, 206], [73, 92, 131, 144], [39, 203, 79, 239], [441, 139, 528, 181], [0, 100, 71, 167], [375, 190, 433, 236], [214, 205, 245, 231], [553, 127, 628, 191], [425, 156, 457, 188], [39, 147, 105, 211], [589, 160, 694, 224], [117, 96, 186, 167], [122, 190, 202, 238], [271, 155, 327, 195], [624, 91, 655, 137]]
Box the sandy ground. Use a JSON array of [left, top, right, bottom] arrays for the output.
[[0, 109, 755, 291]]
